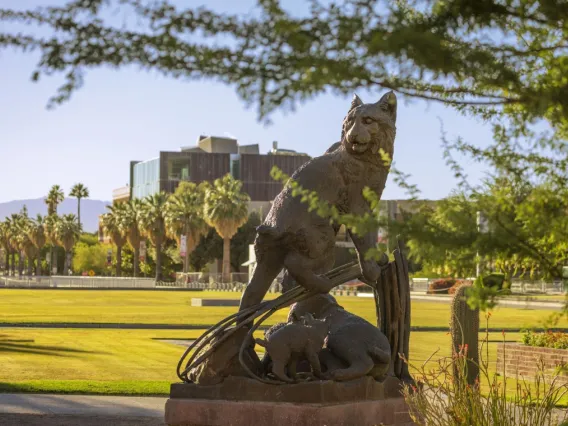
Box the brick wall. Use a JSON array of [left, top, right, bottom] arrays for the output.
[[496, 343, 568, 384]]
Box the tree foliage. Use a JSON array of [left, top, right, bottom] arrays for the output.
[[392, 176, 568, 282], [0, 0, 566, 132]]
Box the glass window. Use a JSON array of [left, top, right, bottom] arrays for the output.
[[132, 158, 160, 199], [230, 154, 241, 180]]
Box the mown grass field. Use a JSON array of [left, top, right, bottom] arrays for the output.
[[5, 328, 553, 399], [0, 289, 565, 403], [0, 289, 565, 329]]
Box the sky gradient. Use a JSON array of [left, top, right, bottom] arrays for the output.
[[0, 0, 493, 203]]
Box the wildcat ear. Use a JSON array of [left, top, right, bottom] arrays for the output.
[[376, 91, 397, 123], [349, 94, 363, 111]]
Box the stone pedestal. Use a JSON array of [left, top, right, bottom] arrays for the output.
[[164, 376, 415, 426]]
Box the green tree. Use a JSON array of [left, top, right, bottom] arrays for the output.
[[72, 242, 108, 275], [26, 214, 47, 277], [229, 212, 261, 272], [0, 221, 12, 276], [69, 183, 90, 230], [45, 185, 64, 216], [12, 209, 36, 277], [100, 204, 127, 277], [189, 228, 223, 273], [54, 214, 80, 275], [204, 175, 250, 282], [44, 214, 60, 274], [139, 192, 170, 281], [122, 199, 143, 277], [45, 185, 64, 273], [7, 212, 25, 276], [1, 1, 566, 129], [165, 182, 209, 273]]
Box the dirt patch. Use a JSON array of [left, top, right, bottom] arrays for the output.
[[0, 414, 165, 426]]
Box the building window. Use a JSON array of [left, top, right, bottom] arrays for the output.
[[230, 154, 241, 180], [168, 158, 191, 182]]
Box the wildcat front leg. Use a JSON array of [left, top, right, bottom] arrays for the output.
[[348, 228, 381, 284]]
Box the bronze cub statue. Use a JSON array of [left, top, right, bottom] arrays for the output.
[[255, 313, 329, 383], [289, 294, 391, 381], [240, 92, 397, 311]]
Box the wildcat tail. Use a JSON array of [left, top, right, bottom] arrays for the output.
[[369, 346, 391, 364]]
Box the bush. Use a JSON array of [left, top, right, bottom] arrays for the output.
[[429, 278, 471, 295], [482, 272, 507, 290], [447, 280, 472, 295], [522, 330, 568, 350], [403, 323, 568, 426]]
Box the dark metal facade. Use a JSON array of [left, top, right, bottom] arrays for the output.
[[239, 154, 310, 201], [132, 150, 310, 201]]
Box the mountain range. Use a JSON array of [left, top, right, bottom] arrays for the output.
[[0, 198, 111, 233]]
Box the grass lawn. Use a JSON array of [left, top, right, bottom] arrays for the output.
[[1, 328, 565, 405], [0, 289, 565, 330]]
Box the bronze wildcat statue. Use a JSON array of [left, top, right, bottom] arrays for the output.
[[255, 313, 329, 383], [289, 294, 391, 381], [239, 92, 397, 311]]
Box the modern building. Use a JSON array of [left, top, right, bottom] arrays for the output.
[[98, 185, 131, 243], [112, 186, 130, 204], [129, 136, 310, 218]]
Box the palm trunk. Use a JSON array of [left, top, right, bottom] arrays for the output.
[[4, 250, 9, 276], [182, 232, 191, 274], [36, 250, 42, 278], [133, 245, 140, 277], [64, 250, 70, 276], [116, 245, 122, 277], [18, 252, 23, 276], [26, 255, 33, 277], [222, 237, 231, 283], [11, 251, 15, 276], [50, 246, 54, 275], [184, 244, 190, 274], [77, 199, 82, 231], [155, 236, 163, 282]]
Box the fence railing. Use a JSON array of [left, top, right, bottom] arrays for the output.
[[0, 276, 156, 289], [169, 272, 286, 292], [408, 278, 566, 294], [1, 273, 565, 294]]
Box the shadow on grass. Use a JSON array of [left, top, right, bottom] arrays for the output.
[[0, 338, 108, 357]]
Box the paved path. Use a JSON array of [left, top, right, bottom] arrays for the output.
[[0, 393, 166, 425]]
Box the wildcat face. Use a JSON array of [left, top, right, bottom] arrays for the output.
[[341, 92, 397, 161]]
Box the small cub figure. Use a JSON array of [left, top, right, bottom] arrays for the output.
[[255, 313, 329, 383]]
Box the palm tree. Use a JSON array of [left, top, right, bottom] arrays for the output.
[[55, 214, 80, 276], [6, 213, 25, 276], [69, 183, 90, 230], [165, 185, 209, 273], [45, 185, 64, 272], [45, 185, 65, 215], [27, 214, 47, 277], [45, 214, 60, 274], [0, 221, 11, 276], [139, 192, 170, 281], [101, 204, 127, 277], [14, 211, 35, 277], [204, 175, 250, 282], [122, 199, 143, 277]]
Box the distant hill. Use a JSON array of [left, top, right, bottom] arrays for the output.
[[0, 198, 111, 233]]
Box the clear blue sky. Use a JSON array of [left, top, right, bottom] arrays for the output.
[[0, 0, 492, 203]]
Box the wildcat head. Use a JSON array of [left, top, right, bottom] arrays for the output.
[[341, 92, 397, 163]]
